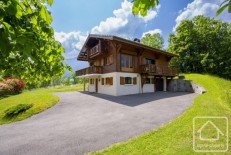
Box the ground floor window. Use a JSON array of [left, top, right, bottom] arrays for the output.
[[120, 77, 137, 85], [145, 78, 151, 84], [105, 77, 113, 85], [125, 77, 132, 84]]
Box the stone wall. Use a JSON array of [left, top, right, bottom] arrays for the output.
[[167, 79, 206, 94]]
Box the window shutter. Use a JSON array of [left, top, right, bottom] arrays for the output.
[[110, 77, 113, 85], [133, 77, 137, 85], [120, 77, 125, 85]]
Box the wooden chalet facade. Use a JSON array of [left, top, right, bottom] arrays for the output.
[[76, 34, 178, 96]]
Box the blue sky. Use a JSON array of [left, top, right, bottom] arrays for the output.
[[49, 0, 230, 71]]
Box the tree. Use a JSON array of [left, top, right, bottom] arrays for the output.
[[168, 16, 231, 79], [132, 0, 159, 16], [141, 33, 164, 49], [216, 0, 231, 16], [0, 0, 70, 84], [132, 0, 230, 16]]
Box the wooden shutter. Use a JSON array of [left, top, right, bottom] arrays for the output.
[[109, 55, 113, 64], [101, 78, 104, 85], [109, 77, 113, 85], [120, 77, 125, 85], [133, 77, 137, 85]]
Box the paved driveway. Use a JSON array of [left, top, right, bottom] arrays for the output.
[[0, 92, 198, 155]]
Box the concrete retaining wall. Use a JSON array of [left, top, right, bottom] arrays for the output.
[[168, 79, 206, 94]]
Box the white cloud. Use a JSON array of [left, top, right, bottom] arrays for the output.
[[174, 0, 230, 31], [54, 31, 87, 59], [141, 29, 162, 38], [91, 0, 160, 36]]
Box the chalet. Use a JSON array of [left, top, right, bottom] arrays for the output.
[[76, 34, 178, 96]]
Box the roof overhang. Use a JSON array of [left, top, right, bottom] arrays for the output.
[[77, 34, 178, 61]]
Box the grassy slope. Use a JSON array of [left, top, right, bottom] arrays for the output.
[[0, 85, 83, 125], [90, 74, 231, 155]]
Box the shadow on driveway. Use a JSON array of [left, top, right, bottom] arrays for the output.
[[80, 91, 192, 107]]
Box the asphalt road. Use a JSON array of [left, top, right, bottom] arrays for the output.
[[0, 91, 198, 155]]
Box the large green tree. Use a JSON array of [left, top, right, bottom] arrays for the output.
[[0, 0, 70, 84], [132, 0, 231, 16], [141, 33, 164, 49], [168, 16, 231, 79]]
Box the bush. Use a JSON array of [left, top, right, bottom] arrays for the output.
[[0, 78, 25, 95], [4, 103, 33, 118], [0, 82, 14, 95]]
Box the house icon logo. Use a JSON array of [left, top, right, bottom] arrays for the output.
[[197, 120, 224, 141], [193, 116, 228, 152]]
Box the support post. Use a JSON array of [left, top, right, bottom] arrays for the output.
[[163, 76, 167, 92], [83, 78, 86, 92]]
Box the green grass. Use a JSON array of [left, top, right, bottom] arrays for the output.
[[0, 85, 84, 125], [90, 74, 231, 155]]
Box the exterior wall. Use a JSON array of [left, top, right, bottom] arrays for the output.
[[88, 84, 95, 92], [115, 72, 140, 96], [87, 72, 141, 96], [156, 55, 168, 67], [143, 84, 155, 93], [98, 72, 117, 96]]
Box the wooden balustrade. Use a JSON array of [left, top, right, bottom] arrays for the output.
[[76, 66, 102, 76], [140, 64, 178, 76]]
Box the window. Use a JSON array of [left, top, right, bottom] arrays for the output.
[[145, 78, 151, 84], [146, 58, 155, 64], [125, 77, 132, 84], [101, 78, 104, 85], [121, 54, 133, 68], [105, 54, 113, 65], [90, 78, 95, 85], [106, 77, 113, 85], [121, 54, 136, 72], [120, 77, 137, 85]]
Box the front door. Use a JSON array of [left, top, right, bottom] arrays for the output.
[[95, 78, 98, 93], [156, 78, 163, 91]]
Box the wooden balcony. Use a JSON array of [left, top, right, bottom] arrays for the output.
[[89, 41, 105, 59], [140, 64, 179, 76], [76, 66, 103, 77]]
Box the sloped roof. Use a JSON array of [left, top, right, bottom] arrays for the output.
[[77, 34, 177, 61]]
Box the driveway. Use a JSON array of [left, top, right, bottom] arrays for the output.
[[0, 92, 198, 155]]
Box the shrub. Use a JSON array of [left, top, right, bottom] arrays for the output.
[[4, 103, 33, 118], [0, 78, 25, 95], [0, 82, 14, 95], [5, 78, 25, 94]]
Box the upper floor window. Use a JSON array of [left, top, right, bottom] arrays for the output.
[[121, 54, 136, 72], [146, 58, 155, 65]]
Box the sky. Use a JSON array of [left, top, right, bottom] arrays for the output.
[[48, 0, 230, 71]]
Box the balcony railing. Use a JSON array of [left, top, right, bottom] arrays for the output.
[[140, 64, 178, 76], [89, 41, 105, 59], [76, 66, 103, 77]]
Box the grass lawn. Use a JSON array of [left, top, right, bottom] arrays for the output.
[[0, 85, 84, 125], [90, 74, 231, 154]]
